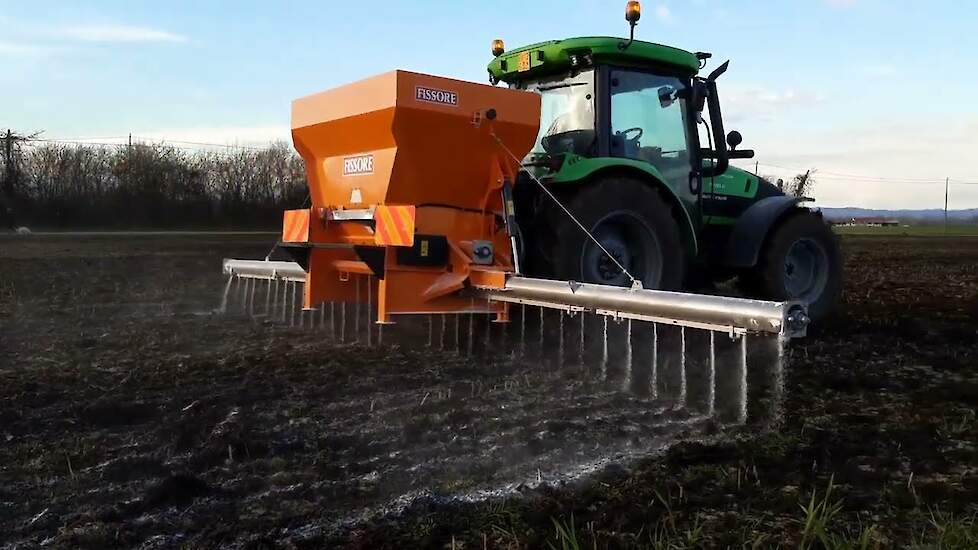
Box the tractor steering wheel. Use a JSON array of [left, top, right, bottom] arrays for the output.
[[613, 127, 645, 158], [619, 127, 644, 141]]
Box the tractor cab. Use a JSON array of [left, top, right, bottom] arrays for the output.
[[485, 1, 841, 321], [487, 33, 751, 216]]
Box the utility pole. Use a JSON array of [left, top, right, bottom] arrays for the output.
[[2, 129, 17, 230], [944, 178, 951, 235], [2, 129, 13, 197], [1, 129, 37, 197], [127, 133, 132, 190], [0, 129, 40, 230]]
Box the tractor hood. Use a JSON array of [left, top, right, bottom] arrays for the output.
[[487, 36, 701, 84]]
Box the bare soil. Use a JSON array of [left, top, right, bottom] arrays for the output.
[[1, 234, 976, 549]]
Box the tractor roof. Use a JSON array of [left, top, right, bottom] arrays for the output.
[[487, 36, 701, 84]]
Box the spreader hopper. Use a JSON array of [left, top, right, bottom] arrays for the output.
[[253, 70, 541, 322]]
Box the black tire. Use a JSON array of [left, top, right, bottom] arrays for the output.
[[752, 211, 842, 321], [541, 176, 686, 290]]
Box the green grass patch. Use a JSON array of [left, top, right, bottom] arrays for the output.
[[796, 477, 881, 549], [917, 509, 978, 549]]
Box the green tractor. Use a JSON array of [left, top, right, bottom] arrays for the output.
[[487, 3, 842, 321]]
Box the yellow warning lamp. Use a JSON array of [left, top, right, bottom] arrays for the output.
[[619, 1, 641, 50], [625, 0, 642, 24], [492, 39, 505, 57]]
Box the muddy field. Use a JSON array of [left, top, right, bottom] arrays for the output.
[[1, 234, 976, 548]]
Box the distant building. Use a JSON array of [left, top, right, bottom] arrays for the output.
[[840, 217, 900, 227]]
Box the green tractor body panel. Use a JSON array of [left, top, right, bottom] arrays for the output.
[[703, 166, 762, 226], [488, 37, 701, 84], [548, 155, 699, 254], [704, 166, 760, 199]]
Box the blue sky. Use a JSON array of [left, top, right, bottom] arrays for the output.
[[3, 0, 977, 209]]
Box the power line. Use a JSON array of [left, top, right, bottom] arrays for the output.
[[28, 136, 278, 153], [32, 138, 126, 146], [751, 161, 978, 185], [34, 135, 129, 142], [814, 174, 978, 185], [31, 139, 199, 152], [137, 138, 271, 150], [754, 162, 944, 183]]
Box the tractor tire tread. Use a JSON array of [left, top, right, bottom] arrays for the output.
[[754, 210, 842, 322], [544, 176, 687, 290]]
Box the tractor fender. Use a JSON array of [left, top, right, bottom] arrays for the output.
[[724, 195, 805, 268], [551, 157, 698, 255]]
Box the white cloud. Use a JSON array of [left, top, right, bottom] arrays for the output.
[[655, 5, 674, 23], [0, 41, 51, 57], [54, 24, 187, 44], [734, 117, 978, 209], [724, 87, 826, 122], [0, 22, 186, 62]]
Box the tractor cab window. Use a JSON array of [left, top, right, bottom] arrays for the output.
[[610, 70, 692, 187], [520, 70, 596, 158]]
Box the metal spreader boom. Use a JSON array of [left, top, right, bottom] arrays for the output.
[[223, 259, 806, 339]]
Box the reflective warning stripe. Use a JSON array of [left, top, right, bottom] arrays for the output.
[[282, 210, 310, 243], [387, 206, 412, 244], [374, 211, 396, 244], [376, 207, 399, 243], [374, 205, 415, 246]]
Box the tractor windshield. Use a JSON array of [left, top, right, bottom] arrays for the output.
[[519, 70, 595, 158], [609, 69, 694, 193]]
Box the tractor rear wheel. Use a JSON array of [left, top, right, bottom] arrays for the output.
[[543, 177, 686, 290], [751, 211, 842, 321]]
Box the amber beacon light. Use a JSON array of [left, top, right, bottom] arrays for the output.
[[625, 0, 642, 23], [491, 39, 505, 57], [619, 1, 642, 50]]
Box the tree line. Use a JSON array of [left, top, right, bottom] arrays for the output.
[[1, 131, 308, 229], [0, 129, 837, 231]]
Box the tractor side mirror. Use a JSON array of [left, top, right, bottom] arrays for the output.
[[658, 86, 677, 108], [726, 130, 755, 159], [726, 130, 743, 150]]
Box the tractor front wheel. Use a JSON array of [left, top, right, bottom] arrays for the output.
[[751, 211, 842, 322], [544, 177, 686, 290]]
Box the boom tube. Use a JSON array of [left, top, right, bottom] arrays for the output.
[[222, 259, 809, 338], [482, 277, 808, 338]]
